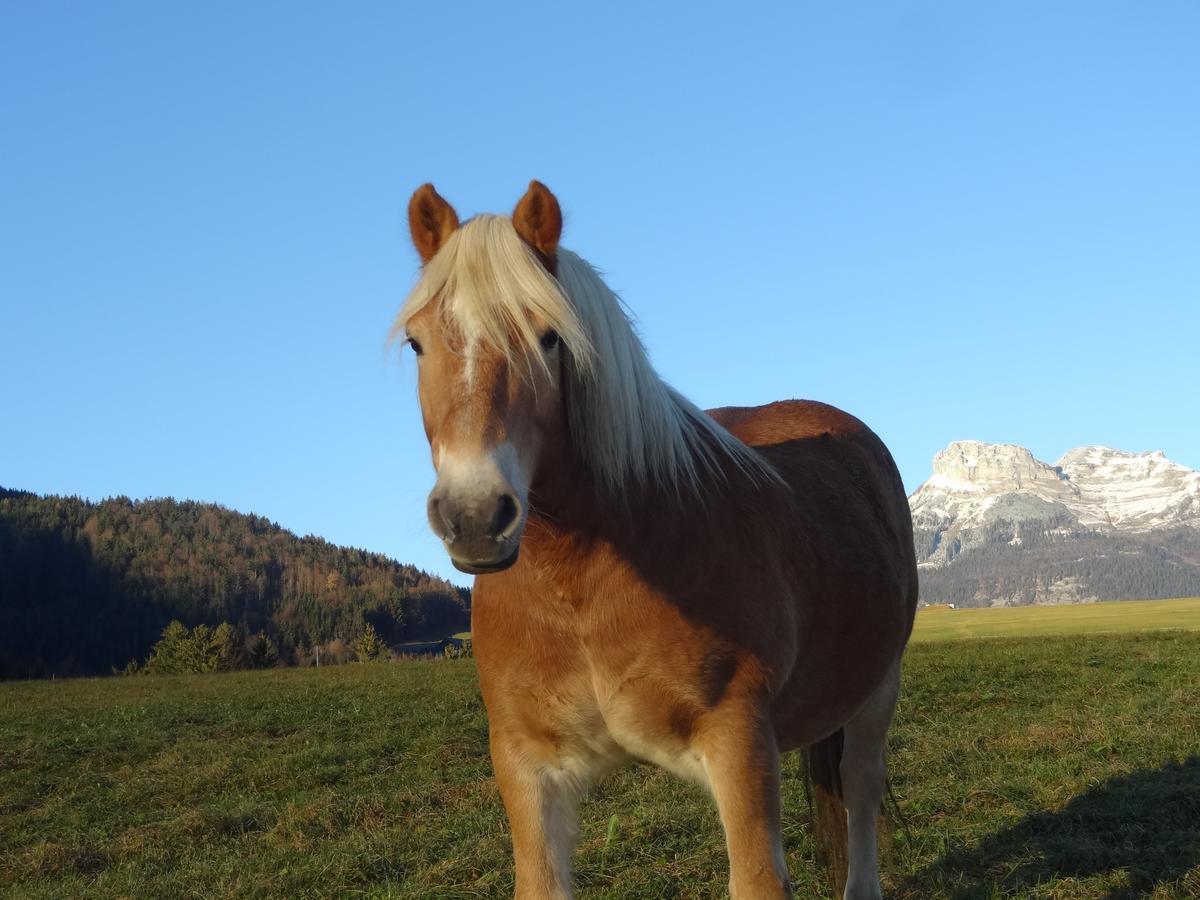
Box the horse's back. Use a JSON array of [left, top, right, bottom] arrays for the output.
[[711, 398, 909, 525], [709, 398, 868, 446], [710, 398, 909, 533]]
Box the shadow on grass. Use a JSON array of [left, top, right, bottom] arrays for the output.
[[899, 757, 1200, 899]]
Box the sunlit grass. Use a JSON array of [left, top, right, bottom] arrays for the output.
[[2, 633, 1198, 897], [911, 596, 1200, 642]]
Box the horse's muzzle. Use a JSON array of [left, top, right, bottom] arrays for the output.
[[427, 483, 526, 576]]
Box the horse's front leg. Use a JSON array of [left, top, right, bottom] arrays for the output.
[[490, 725, 586, 900], [699, 705, 793, 899]]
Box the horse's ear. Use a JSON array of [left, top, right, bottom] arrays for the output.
[[512, 180, 562, 262], [408, 183, 460, 264]]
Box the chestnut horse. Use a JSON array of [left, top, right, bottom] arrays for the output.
[[395, 181, 918, 899]]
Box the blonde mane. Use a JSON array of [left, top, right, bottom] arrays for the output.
[[396, 214, 779, 493]]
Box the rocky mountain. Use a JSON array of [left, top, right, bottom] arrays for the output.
[[910, 442, 1200, 607]]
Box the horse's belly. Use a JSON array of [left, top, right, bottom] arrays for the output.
[[771, 590, 912, 750]]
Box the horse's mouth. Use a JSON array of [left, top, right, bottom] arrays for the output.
[[451, 546, 520, 575]]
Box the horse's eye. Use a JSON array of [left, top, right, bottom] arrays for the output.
[[539, 329, 560, 351], [407, 337, 424, 356]]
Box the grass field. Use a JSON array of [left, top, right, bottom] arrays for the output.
[[3, 632, 1199, 898], [911, 597, 1200, 642]]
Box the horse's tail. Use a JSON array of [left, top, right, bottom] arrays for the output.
[[803, 729, 910, 897], [802, 728, 848, 897]]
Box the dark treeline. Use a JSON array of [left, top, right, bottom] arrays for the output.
[[0, 488, 469, 679], [916, 517, 1200, 606]]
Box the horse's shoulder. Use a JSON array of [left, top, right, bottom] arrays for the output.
[[706, 399, 869, 448]]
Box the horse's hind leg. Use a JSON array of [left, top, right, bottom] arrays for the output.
[[839, 659, 901, 900]]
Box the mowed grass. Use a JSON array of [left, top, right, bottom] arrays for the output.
[[3, 633, 1199, 898], [911, 597, 1200, 642]]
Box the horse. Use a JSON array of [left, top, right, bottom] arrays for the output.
[[394, 180, 918, 899]]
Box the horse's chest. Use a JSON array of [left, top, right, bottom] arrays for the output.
[[475, 575, 752, 788], [491, 647, 713, 787], [581, 664, 711, 787]]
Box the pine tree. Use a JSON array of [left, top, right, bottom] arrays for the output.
[[140, 620, 234, 674], [355, 623, 388, 662], [211, 622, 236, 671], [142, 621, 191, 674], [247, 631, 279, 669]]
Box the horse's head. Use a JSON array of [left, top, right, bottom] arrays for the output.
[[398, 181, 585, 574], [397, 182, 778, 574]]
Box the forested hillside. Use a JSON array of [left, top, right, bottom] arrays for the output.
[[0, 488, 469, 678], [915, 516, 1200, 606]]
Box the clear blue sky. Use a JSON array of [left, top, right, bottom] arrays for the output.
[[3, 2, 1198, 586]]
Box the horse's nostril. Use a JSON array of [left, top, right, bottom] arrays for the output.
[[428, 496, 458, 542], [492, 494, 519, 538]]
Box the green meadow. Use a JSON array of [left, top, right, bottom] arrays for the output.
[[3, 630, 1199, 897], [911, 596, 1200, 642]]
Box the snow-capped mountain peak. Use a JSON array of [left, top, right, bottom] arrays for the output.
[[909, 441, 1200, 606], [1054, 445, 1200, 530], [909, 441, 1200, 567], [910, 441, 1078, 535]]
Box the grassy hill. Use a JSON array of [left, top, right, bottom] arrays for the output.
[[2, 632, 1198, 898]]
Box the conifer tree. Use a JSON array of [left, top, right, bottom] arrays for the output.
[[247, 631, 280, 669], [355, 623, 388, 662]]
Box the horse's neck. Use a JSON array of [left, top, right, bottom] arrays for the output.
[[527, 459, 633, 543], [524, 451, 738, 579]]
